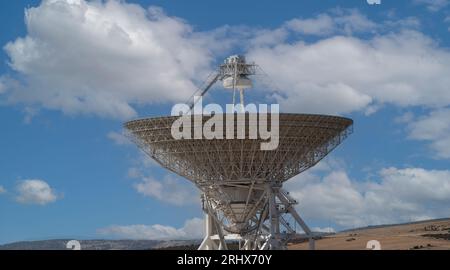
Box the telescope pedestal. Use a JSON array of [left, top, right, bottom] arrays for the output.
[[198, 184, 316, 250]]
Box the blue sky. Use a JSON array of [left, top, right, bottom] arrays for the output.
[[1, 0, 450, 244]]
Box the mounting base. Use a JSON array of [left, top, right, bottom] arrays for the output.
[[198, 184, 316, 250]]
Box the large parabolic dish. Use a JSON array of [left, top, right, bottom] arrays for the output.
[[125, 114, 352, 185], [124, 55, 353, 250]]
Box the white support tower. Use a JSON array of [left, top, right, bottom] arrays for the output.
[[125, 55, 353, 250]]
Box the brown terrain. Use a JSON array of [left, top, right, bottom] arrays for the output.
[[289, 218, 450, 250]]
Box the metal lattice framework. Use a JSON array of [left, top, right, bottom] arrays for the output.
[[125, 113, 353, 249], [125, 114, 352, 186]]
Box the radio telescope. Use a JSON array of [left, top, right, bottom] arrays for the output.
[[125, 55, 353, 250]]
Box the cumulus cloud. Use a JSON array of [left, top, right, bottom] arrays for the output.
[[247, 9, 419, 48], [98, 217, 204, 240], [134, 174, 199, 206], [407, 108, 450, 159], [286, 166, 450, 228], [15, 179, 58, 205], [0, 77, 7, 94], [414, 0, 449, 11], [284, 14, 335, 36], [2, 1, 450, 179], [0, 185, 6, 194], [248, 29, 450, 115], [285, 9, 376, 36], [124, 149, 199, 206], [394, 111, 415, 124], [2, 0, 223, 119], [107, 131, 131, 145], [2, 2, 449, 121]]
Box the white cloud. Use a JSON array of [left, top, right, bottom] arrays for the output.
[[414, 0, 449, 11], [248, 30, 450, 115], [2, 0, 223, 119], [98, 217, 204, 240], [394, 111, 415, 124], [122, 149, 197, 206], [0, 185, 6, 194], [125, 149, 199, 206], [134, 152, 159, 168], [407, 108, 450, 159], [285, 14, 335, 36], [248, 9, 419, 49], [2, 2, 447, 121], [0, 77, 7, 94], [312, 227, 336, 233], [246, 9, 377, 48], [286, 166, 450, 228], [134, 174, 199, 206], [285, 9, 376, 36], [248, 28, 289, 48], [247, 10, 450, 159], [107, 131, 131, 145], [22, 106, 39, 124], [445, 16, 450, 31], [15, 179, 58, 205], [127, 167, 142, 179]]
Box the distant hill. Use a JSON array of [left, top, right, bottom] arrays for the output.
[[290, 218, 450, 250], [339, 217, 450, 233], [0, 239, 201, 250], [3, 218, 449, 250]]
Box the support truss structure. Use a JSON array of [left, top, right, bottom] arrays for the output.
[[125, 113, 352, 250], [198, 183, 316, 250]]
